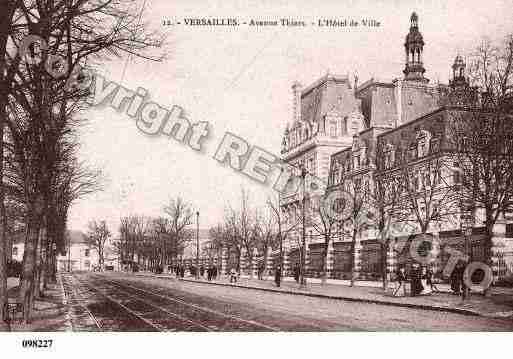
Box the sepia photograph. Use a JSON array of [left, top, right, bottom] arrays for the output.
[[0, 0, 512, 357]]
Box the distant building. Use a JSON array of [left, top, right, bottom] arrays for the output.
[[11, 229, 118, 272], [11, 234, 24, 263], [57, 230, 97, 271]]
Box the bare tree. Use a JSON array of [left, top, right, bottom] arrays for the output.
[[370, 144, 403, 290], [0, 0, 18, 330], [253, 208, 277, 278], [267, 194, 299, 286], [334, 175, 371, 287], [86, 220, 111, 270], [163, 197, 194, 265], [309, 192, 339, 285], [395, 153, 459, 271], [443, 35, 513, 278]]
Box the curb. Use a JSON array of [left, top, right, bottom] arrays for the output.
[[178, 278, 481, 317], [136, 274, 481, 317], [58, 273, 74, 332]]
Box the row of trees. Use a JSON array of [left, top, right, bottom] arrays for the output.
[[0, 0, 164, 328], [113, 197, 194, 271], [206, 190, 285, 276]]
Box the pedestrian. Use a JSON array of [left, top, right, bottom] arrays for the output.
[[420, 266, 432, 295], [426, 266, 439, 293], [258, 262, 264, 280], [207, 266, 212, 281], [410, 263, 423, 296], [450, 262, 461, 294], [457, 262, 468, 300], [293, 263, 300, 283], [200, 265, 205, 278], [393, 267, 407, 297], [274, 265, 282, 287], [229, 268, 237, 283], [180, 265, 185, 278], [213, 265, 218, 280]]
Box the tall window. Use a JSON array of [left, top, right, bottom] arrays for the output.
[[85, 249, 90, 257], [329, 122, 337, 137]]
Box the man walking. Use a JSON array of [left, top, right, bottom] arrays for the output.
[[274, 265, 282, 287], [293, 263, 300, 283]]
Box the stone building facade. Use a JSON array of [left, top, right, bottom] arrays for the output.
[[273, 12, 513, 282]]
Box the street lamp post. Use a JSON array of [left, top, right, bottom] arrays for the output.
[[196, 211, 200, 280], [460, 197, 474, 301], [300, 165, 307, 288]]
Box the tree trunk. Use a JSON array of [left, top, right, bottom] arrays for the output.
[[19, 202, 43, 323], [321, 241, 328, 286], [0, 0, 16, 331], [381, 239, 389, 291], [350, 229, 357, 287], [0, 89, 8, 331], [33, 229, 43, 299], [484, 219, 495, 296]]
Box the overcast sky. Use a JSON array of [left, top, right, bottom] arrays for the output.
[[68, 0, 513, 236]]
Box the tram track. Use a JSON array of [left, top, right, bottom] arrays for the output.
[[61, 273, 103, 331], [74, 274, 211, 332], [92, 274, 280, 331]]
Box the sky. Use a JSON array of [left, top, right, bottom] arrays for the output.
[[67, 0, 513, 236]]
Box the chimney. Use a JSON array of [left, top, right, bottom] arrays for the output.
[[292, 81, 302, 123]]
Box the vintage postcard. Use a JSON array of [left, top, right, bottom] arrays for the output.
[[0, 0, 512, 357]]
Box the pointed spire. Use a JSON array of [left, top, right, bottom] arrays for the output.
[[403, 12, 427, 82]]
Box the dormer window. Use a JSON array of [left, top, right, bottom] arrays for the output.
[[353, 152, 360, 169], [416, 130, 432, 157], [333, 161, 340, 184], [384, 143, 396, 169], [360, 146, 368, 167]]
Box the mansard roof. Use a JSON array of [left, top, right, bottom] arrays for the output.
[[299, 74, 357, 125]]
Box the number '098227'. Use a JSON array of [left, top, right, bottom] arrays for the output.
[[22, 339, 53, 348]]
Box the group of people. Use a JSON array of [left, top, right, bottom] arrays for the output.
[[171, 264, 219, 280], [206, 265, 219, 281], [394, 262, 469, 297], [173, 265, 186, 278], [394, 264, 438, 297]]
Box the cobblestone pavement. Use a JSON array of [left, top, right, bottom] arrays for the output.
[[89, 271, 513, 331]]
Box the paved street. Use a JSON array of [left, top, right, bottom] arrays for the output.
[[61, 272, 513, 331]]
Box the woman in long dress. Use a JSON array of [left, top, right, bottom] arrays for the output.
[[420, 266, 432, 295]]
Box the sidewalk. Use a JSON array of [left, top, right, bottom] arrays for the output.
[[134, 271, 513, 318], [6, 275, 72, 332]]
